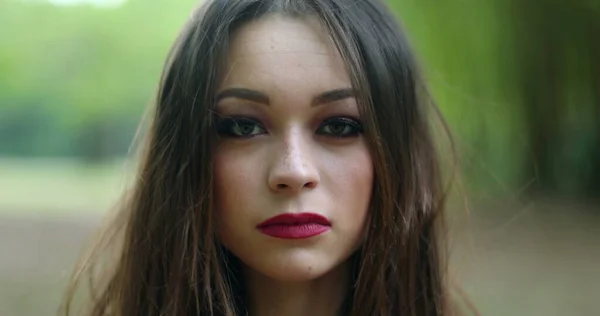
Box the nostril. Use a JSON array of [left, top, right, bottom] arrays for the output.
[[304, 181, 317, 189], [274, 182, 315, 191]]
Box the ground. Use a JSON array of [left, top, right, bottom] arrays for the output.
[[0, 215, 98, 316]]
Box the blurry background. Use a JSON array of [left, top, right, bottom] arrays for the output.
[[0, 0, 598, 315]]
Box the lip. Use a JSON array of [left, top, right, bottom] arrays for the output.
[[257, 212, 332, 239]]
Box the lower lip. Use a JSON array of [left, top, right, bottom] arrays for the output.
[[258, 223, 330, 239]]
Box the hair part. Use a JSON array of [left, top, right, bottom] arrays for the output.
[[62, 0, 459, 315]]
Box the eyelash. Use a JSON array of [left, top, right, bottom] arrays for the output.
[[215, 116, 363, 139]]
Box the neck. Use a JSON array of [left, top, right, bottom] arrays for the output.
[[244, 262, 351, 316]]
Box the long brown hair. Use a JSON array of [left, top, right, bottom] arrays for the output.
[[62, 0, 459, 315]]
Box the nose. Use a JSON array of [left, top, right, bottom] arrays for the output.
[[267, 133, 320, 194]]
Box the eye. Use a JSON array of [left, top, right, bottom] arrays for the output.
[[317, 117, 363, 137], [216, 117, 267, 138]]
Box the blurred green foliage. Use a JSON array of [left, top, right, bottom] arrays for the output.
[[0, 0, 199, 158], [1, 0, 598, 198], [394, 0, 600, 197]]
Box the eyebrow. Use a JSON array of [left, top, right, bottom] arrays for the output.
[[215, 87, 355, 107], [216, 88, 270, 105], [312, 88, 355, 107]]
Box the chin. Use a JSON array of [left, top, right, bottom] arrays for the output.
[[247, 250, 339, 282]]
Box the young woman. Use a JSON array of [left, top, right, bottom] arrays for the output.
[[63, 0, 463, 315]]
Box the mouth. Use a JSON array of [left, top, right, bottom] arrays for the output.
[[256, 212, 332, 239]]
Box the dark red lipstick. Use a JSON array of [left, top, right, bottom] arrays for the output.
[[257, 213, 331, 239]]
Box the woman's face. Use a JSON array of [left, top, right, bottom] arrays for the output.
[[214, 15, 373, 282]]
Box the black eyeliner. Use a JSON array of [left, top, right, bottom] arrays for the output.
[[215, 116, 265, 137], [322, 117, 363, 133]]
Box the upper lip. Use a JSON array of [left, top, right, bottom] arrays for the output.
[[257, 212, 331, 227]]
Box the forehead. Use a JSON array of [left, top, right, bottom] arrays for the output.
[[219, 14, 351, 92]]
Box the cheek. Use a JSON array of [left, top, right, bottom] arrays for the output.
[[328, 146, 372, 192], [323, 145, 373, 224], [214, 147, 259, 251], [213, 148, 262, 218]]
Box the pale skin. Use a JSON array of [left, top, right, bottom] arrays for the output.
[[214, 15, 373, 316]]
